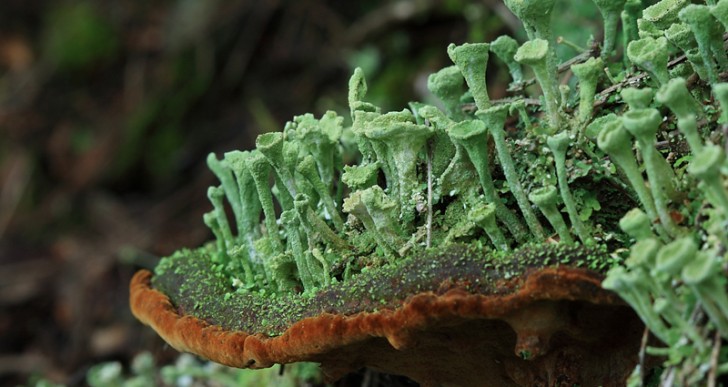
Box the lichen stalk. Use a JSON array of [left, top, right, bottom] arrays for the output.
[[679, 4, 728, 85], [596, 118, 668, 241], [476, 105, 545, 239], [297, 155, 344, 231], [246, 151, 284, 253], [514, 39, 562, 130], [676, 114, 704, 154], [207, 153, 243, 230], [489, 35, 523, 86], [619, 208, 656, 242], [448, 119, 528, 242], [447, 43, 491, 111], [279, 209, 315, 292], [547, 132, 593, 245], [688, 145, 728, 222], [655, 77, 703, 123], [503, 0, 556, 44], [343, 190, 401, 258], [469, 202, 510, 251], [621, 0, 641, 65], [571, 57, 604, 124], [713, 83, 728, 124], [292, 194, 349, 254], [365, 111, 434, 225], [620, 87, 653, 111], [682, 252, 728, 338], [621, 109, 683, 237], [528, 185, 574, 244], [256, 132, 298, 199], [207, 186, 235, 249], [602, 266, 672, 342], [591, 0, 627, 57], [627, 37, 670, 86], [427, 66, 465, 119]]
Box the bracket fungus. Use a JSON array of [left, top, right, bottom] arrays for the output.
[[131, 0, 728, 384], [132, 245, 642, 386]]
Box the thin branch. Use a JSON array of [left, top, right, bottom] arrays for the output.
[[426, 132, 433, 248], [636, 325, 650, 387], [708, 330, 721, 387]]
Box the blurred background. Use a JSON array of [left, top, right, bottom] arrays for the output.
[[0, 0, 599, 385]]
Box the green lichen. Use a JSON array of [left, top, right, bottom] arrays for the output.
[[503, 0, 555, 43], [591, 0, 627, 57], [621, 108, 683, 237], [627, 36, 670, 85], [489, 35, 523, 86], [570, 57, 604, 124], [146, 1, 728, 382], [447, 42, 491, 111], [514, 38, 562, 129], [621, 0, 641, 65], [679, 4, 728, 84], [642, 0, 688, 31], [528, 185, 573, 244]]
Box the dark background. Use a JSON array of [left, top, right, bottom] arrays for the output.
[[0, 0, 598, 385]]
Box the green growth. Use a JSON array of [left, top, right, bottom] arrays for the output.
[[151, 0, 728, 382]]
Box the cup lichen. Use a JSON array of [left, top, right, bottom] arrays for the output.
[[570, 57, 604, 124], [627, 36, 670, 85], [489, 35, 523, 86], [591, 0, 627, 58], [514, 38, 562, 129], [141, 1, 728, 382]]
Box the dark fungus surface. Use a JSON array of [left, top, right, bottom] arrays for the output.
[[152, 243, 611, 336]]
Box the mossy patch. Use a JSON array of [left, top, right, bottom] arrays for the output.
[[153, 243, 610, 336]]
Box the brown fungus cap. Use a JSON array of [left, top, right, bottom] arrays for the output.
[[130, 245, 644, 386]]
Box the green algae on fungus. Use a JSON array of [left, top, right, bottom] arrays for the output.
[[152, 243, 610, 337]]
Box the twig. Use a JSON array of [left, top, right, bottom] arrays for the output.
[[594, 54, 689, 106], [426, 133, 433, 248], [595, 33, 728, 109], [661, 366, 676, 387], [461, 97, 540, 113], [708, 330, 721, 387], [0, 152, 31, 240], [636, 325, 650, 387]]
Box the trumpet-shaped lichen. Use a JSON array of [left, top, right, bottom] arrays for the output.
[[150, 0, 728, 382]]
